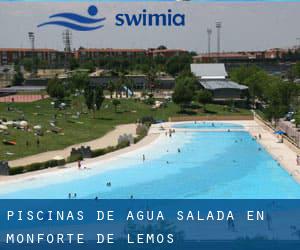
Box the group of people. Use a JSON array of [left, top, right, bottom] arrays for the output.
[[68, 193, 77, 199], [165, 128, 176, 138], [253, 134, 262, 140]]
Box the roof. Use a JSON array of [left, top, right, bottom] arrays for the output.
[[150, 49, 187, 53], [0, 48, 58, 52], [77, 48, 146, 53], [199, 80, 248, 90], [191, 63, 228, 79]]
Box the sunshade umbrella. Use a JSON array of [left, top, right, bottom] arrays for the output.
[[274, 130, 286, 135]]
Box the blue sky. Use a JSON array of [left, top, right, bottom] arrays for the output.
[[0, 2, 299, 52]]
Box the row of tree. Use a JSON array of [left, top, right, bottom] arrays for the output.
[[230, 65, 300, 121], [46, 72, 105, 117]]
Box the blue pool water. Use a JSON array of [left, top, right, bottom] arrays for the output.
[[1, 122, 300, 199], [173, 122, 243, 129]]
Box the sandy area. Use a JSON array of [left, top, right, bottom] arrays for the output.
[[2, 118, 300, 188], [9, 123, 137, 167]]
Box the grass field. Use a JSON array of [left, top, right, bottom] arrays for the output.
[[0, 97, 251, 161]]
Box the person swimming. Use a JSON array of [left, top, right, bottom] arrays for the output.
[[178, 148, 181, 153]]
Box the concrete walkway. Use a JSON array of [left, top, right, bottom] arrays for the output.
[[9, 124, 137, 167]]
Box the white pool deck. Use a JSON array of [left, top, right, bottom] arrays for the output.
[[1, 119, 300, 187]]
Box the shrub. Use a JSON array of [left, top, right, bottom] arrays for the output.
[[9, 166, 25, 175], [136, 124, 148, 136], [139, 116, 155, 124], [116, 140, 130, 149], [11, 159, 66, 175], [67, 154, 83, 163], [91, 148, 106, 158]]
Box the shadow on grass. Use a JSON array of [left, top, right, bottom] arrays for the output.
[[94, 117, 114, 121], [177, 110, 197, 115], [203, 110, 217, 114]]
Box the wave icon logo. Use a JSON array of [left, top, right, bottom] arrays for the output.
[[37, 5, 105, 31]]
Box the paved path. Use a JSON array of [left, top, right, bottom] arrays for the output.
[[9, 124, 137, 167]]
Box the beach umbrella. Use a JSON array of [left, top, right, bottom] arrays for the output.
[[33, 125, 42, 130], [20, 121, 28, 128], [0, 124, 8, 130], [274, 130, 285, 135]]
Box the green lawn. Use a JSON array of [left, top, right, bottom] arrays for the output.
[[0, 97, 251, 161]]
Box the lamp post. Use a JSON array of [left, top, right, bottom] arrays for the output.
[[207, 28, 212, 56], [216, 21, 222, 59], [28, 32, 36, 75]]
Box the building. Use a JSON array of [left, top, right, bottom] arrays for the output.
[[75, 48, 147, 62], [75, 48, 188, 62], [0, 65, 15, 87], [90, 74, 175, 90], [148, 49, 188, 58], [191, 63, 248, 101], [193, 47, 300, 63], [193, 51, 264, 63], [0, 48, 64, 66]]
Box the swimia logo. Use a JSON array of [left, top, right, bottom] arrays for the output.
[[115, 9, 185, 27], [37, 5, 185, 31], [37, 5, 106, 31]]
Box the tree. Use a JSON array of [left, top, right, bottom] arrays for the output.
[[107, 81, 115, 99], [81, 60, 95, 73], [84, 85, 105, 118], [146, 68, 157, 92], [12, 69, 24, 86], [291, 62, 300, 80], [112, 99, 121, 113], [21, 58, 33, 72], [197, 90, 213, 112], [172, 76, 196, 111], [157, 45, 167, 50], [46, 77, 67, 100], [166, 55, 192, 76], [69, 72, 89, 91], [69, 58, 80, 70]]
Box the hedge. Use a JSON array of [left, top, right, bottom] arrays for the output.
[[10, 128, 148, 175], [91, 141, 130, 158], [9, 159, 66, 175]]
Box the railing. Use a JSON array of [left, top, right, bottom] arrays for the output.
[[254, 112, 300, 151]]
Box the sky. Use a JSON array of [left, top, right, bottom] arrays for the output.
[[0, 2, 299, 53]]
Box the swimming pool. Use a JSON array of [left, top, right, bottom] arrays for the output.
[[1, 122, 300, 199], [172, 121, 243, 129]]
